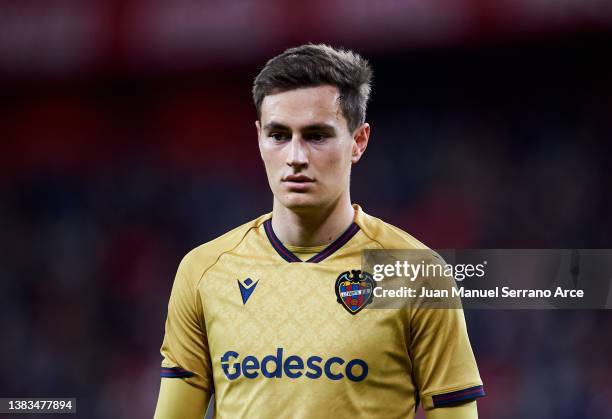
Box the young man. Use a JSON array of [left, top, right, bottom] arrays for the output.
[[154, 44, 484, 419]]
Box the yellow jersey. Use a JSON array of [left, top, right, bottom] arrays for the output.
[[159, 204, 484, 418]]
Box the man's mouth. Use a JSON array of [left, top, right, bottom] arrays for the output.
[[282, 175, 314, 191], [283, 174, 314, 183]]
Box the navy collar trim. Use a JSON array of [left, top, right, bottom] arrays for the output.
[[263, 219, 360, 263]]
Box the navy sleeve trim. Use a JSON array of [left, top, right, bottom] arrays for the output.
[[160, 367, 195, 378], [432, 385, 485, 407]]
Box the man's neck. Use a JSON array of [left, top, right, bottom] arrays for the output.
[[271, 195, 355, 247]]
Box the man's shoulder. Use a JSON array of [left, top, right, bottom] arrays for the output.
[[357, 206, 428, 250], [178, 213, 270, 277], [357, 208, 445, 265]]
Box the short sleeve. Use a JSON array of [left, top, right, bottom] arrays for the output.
[[409, 303, 484, 409], [160, 255, 213, 392]]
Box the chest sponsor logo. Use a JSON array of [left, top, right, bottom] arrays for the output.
[[220, 348, 368, 382], [237, 278, 258, 305], [335, 270, 374, 315]]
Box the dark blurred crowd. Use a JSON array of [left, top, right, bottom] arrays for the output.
[[2, 35, 612, 418]]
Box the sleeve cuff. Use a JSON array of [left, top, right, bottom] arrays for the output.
[[424, 384, 485, 409], [160, 366, 195, 378]]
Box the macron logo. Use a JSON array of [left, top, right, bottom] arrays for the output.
[[238, 278, 258, 305]]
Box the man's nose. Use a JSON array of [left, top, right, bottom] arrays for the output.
[[286, 137, 308, 167]]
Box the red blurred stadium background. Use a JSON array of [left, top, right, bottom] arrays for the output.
[[1, 1, 612, 418]]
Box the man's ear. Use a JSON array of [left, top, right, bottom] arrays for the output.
[[351, 123, 370, 164], [255, 120, 261, 137], [255, 120, 263, 156]]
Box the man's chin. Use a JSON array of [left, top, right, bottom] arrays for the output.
[[279, 194, 323, 212]]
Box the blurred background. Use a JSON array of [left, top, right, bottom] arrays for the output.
[[1, 0, 612, 418]]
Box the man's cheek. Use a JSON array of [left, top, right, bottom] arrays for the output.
[[326, 157, 344, 175]]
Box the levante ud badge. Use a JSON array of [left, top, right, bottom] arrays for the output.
[[335, 270, 375, 315]]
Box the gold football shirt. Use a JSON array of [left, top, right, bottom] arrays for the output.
[[160, 204, 484, 418]]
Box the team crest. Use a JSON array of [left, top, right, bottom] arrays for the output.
[[335, 270, 375, 315]]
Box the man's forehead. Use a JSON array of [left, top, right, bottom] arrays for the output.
[[260, 85, 346, 127]]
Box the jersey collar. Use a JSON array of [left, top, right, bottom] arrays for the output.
[[263, 218, 360, 263]]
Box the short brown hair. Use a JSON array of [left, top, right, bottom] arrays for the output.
[[252, 43, 373, 132]]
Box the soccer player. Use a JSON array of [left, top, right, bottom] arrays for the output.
[[154, 44, 484, 419]]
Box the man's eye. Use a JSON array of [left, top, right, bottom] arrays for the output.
[[270, 133, 288, 141], [306, 133, 327, 142]]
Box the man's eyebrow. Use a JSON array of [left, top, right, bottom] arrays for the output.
[[262, 122, 290, 131], [262, 122, 336, 132], [301, 123, 336, 132]]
